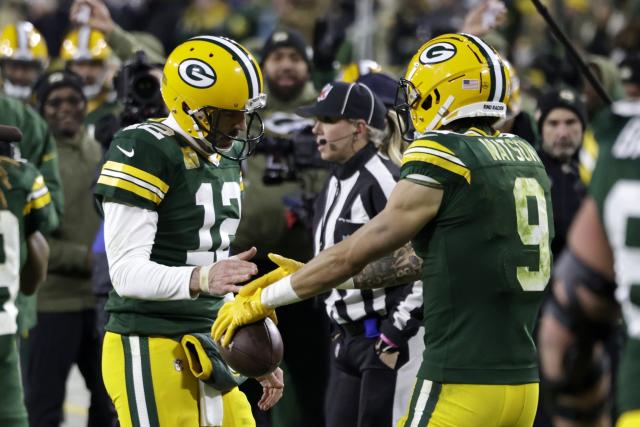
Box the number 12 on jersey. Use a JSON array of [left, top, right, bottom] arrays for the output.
[[187, 182, 241, 266]]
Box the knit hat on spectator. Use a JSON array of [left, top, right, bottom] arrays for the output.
[[536, 87, 587, 133], [33, 70, 85, 113], [261, 28, 313, 68], [296, 81, 386, 130], [620, 53, 640, 86]]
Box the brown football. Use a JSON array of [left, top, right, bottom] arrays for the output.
[[218, 317, 283, 377]]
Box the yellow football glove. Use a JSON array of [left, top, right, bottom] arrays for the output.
[[212, 288, 276, 348], [238, 253, 304, 297], [268, 253, 304, 273]]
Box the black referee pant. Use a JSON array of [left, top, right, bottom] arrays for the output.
[[325, 321, 409, 427]]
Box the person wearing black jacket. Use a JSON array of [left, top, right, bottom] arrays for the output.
[[297, 81, 424, 427], [535, 88, 588, 260], [533, 87, 588, 427]]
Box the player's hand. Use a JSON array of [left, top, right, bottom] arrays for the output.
[[256, 367, 284, 411], [70, 0, 115, 35], [191, 247, 258, 296], [461, 0, 507, 36], [238, 253, 303, 297], [211, 288, 275, 347]]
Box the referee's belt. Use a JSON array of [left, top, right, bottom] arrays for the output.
[[338, 316, 380, 338]]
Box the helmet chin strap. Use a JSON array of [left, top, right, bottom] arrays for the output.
[[3, 80, 32, 100], [425, 95, 455, 131]]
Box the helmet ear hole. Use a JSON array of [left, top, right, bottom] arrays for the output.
[[421, 94, 433, 111], [420, 88, 441, 111]]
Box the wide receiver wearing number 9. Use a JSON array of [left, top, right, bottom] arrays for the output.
[[213, 33, 554, 427], [94, 36, 288, 427]]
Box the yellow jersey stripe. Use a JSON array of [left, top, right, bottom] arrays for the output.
[[402, 152, 471, 183], [97, 175, 162, 204], [31, 192, 52, 210], [101, 169, 165, 199], [23, 192, 52, 215], [404, 147, 466, 167], [103, 161, 169, 193], [407, 140, 455, 155]]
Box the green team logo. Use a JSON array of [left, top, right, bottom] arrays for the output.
[[419, 42, 457, 65], [178, 59, 216, 88]]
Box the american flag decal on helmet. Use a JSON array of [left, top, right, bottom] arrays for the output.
[[462, 79, 480, 90]]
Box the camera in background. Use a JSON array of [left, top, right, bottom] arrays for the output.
[[94, 50, 166, 148], [259, 112, 328, 185]]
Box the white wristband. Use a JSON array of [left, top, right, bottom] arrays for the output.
[[199, 266, 210, 294], [336, 277, 355, 289], [260, 275, 302, 308]]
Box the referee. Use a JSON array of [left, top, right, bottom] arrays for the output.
[[297, 81, 424, 427]]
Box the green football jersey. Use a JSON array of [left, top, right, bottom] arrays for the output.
[[0, 158, 58, 336], [401, 127, 554, 384], [94, 121, 244, 336], [589, 107, 640, 413]]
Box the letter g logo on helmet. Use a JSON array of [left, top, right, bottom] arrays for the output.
[[419, 42, 457, 65], [178, 59, 217, 88]]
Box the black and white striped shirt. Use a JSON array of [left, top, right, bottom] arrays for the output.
[[313, 143, 423, 337]]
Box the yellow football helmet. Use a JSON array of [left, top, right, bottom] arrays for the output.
[[161, 36, 266, 160], [397, 33, 511, 135], [0, 21, 48, 64], [0, 21, 49, 99], [60, 27, 111, 61]]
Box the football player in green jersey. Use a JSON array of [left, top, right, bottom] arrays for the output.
[[214, 32, 554, 427], [538, 94, 640, 426], [94, 37, 287, 426], [0, 126, 58, 427]]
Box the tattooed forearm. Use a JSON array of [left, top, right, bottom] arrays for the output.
[[352, 242, 423, 289]]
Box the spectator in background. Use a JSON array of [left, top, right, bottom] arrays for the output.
[[533, 86, 589, 427], [232, 27, 328, 427], [0, 21, 49, 103], [535, 88, 587, 260], [24, 70, 113, 427], [59, 26, 119, 126]]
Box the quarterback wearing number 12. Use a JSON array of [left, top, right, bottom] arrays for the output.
[[213, 33, 554, 427], [94, 36, 285, 427]]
